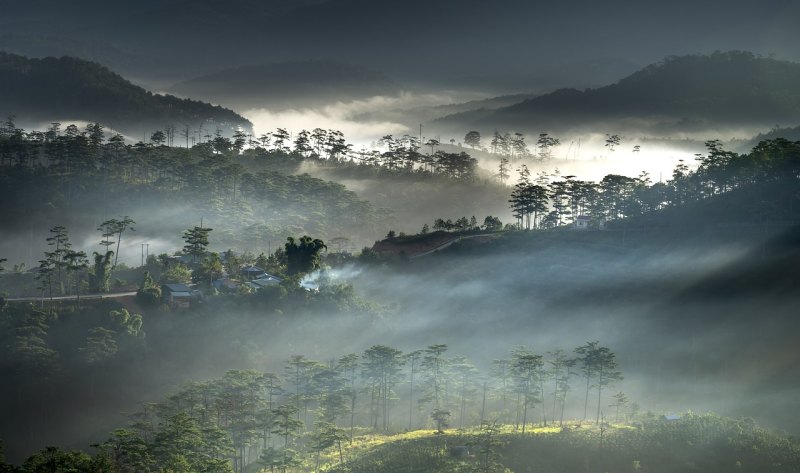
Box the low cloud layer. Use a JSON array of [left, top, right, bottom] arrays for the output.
[[242, 92, 473, 145]]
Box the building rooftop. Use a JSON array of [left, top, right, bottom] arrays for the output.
[[163, 283, 192, 293]]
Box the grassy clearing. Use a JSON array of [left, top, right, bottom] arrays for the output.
[[273, 414, 800, 473]]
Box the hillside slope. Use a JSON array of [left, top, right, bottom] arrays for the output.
[[327, 416, 800, 473], [435, 51, 800, 134], [0, 52, 251, 136]]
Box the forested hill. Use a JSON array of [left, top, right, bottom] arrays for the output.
[[0, 52, 251, 136], [437, 51, 800, 133], [168, 60, 400, 109]]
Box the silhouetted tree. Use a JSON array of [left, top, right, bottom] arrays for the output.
[[464, 131, 481, 149], [510, 347, 543, 435], [285, 236, 326, 276], [362, 345, 404, 430], [182, 225, 213, 264], [99, 216, 135, 266], [536, 133, 559, 160]]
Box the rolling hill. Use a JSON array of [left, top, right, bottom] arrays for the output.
[[434, 51, 800, 135], [326, 416, 800, 473], [0, 51, 252, 137]]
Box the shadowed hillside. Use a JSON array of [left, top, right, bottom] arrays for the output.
[[435, 52, 800, 135], [0, 52, 252, 137]]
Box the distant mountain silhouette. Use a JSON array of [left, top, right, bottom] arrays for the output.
[[737, 125, 800, 152], [0, 52, 251, 136], [168, 60, 400, 110], [7, 0, 797, 92], [435, 52, 800, 134]]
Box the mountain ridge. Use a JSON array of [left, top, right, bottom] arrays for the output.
[[0, 51, 252, 136], [434, 51, 800, 134]]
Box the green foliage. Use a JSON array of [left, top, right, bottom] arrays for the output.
[[102, 429, 153, 472], [90, 251, 114, 293], [161, 264, 192, 285], [97, 217, 134, 267], [193, 252, 223, 284], [326, 415, 800, 473], [3, 309, 59, 375], [362, 345, 404, 431], [285, 236, 326, 276], [356, 246, 381, 264], [136, 271, 161, 307], [151, 413, 233, 473], [0, 129, 389, 268], [11, 413, 799, 473], [21, 446, 97, 472], [108, 309, 143, 337], [482, 216, 503, 231], [79, 327, 118, 365], [182, 226, 213, 264], [470, 421, 506, 473], [431, 409, 451, 433]]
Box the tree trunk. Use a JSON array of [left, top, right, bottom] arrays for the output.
[[596, 368, 604, 425], [408, 366, 415, 430], [583, 374, 591, 420], [540, 379, 547, 426], [521, 391, 528, 436]]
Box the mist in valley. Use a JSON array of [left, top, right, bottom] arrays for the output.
[[2, 1, 800, 472], [4, 214, 799, 462]]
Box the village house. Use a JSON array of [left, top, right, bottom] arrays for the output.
[[245, 274, 283, 292], [241, 265, 268, 280], [212, 278, 241, 293], [162, 283, 198, 309]]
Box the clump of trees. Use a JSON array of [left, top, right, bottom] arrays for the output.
[[509, 139, 800, 229], [0, 304, 145, 378], [285, 236, 327, 275], [467, 129, 560, 164], [20, 341, 622, 473], [429, 215, 503, 233], [0, 119, 387, 252]]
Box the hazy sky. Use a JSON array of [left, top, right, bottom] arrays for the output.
[[2, 0, 798, 85]]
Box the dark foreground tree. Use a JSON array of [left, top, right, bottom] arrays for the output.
[[464, 131, 481, 149], [285, 236, 326, 275]]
